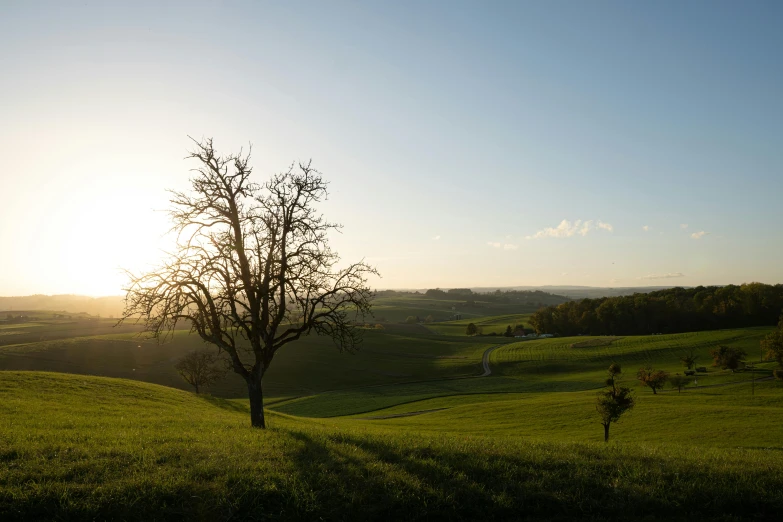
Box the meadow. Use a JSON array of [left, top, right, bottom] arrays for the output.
[[2, 296, 782, 520], [2, 372, 783, 521]]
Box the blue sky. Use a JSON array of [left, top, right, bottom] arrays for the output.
[[1, 1, 781, 295]]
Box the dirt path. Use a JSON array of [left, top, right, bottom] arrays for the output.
[[481, 345, 502, 376], [360, 408, 448, 420]]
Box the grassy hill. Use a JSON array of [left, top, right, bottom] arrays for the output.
[[2, 372, 782, 521], [270, 327, 777, 418], [2, 302, 782, 519], [0, 306, 535, 398]]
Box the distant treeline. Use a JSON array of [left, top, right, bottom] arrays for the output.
[[530, 283, 783, 336], [0, 295, 124, 318], [375, 288, 569, 306]]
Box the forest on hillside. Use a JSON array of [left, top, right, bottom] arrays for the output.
[[529, 283, 783, 336]]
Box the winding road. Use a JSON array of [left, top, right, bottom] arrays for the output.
[[481, 345, 502, 377]]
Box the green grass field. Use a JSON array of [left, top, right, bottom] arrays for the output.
[[2, 372, 783, 521], [2, 303, 782, 520]]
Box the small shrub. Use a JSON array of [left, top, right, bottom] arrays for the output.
[[684, 370, 696, 376], [696, 367, 708, 373], [773, 368, 783, 380]]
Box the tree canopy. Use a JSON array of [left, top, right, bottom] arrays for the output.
[[530, 284, 783, 336], [637, 367, 669, 394], [710, 345, 747, 373], [121, 138, 376, 428], [761, 315, 783, 367], [596, 363, 635, 442]]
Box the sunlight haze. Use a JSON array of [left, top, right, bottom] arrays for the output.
[[1, 0, 781, 296]]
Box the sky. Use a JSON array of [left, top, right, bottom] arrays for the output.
[[1, 0, 782, 296]]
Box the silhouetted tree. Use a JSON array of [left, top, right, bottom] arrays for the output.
[[504, 325, 513, 337], [669, 373, 690, 393], [120, 138, 376, 428], [466, 323, 478, 336], [596, 363, 635, 442], [710, 345, 747, 373], [175, 350, 226, 394], [680, 350, 698, 370], [637, 366, 668, 394]]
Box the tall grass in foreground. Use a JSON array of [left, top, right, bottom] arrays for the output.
[[2, 372, 782, 521]]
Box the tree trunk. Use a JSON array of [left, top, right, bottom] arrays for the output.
[[247, 378, 266, 429], [652, 387, 657, 395], [603, 423, 610, 442], [195, 383, 200, 394]]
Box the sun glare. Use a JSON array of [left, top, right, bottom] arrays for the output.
[[24, 172, 175, 297]]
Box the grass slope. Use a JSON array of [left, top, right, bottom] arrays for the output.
[[2, 372, 783, 521], [271, 328, 777, 417], [0, 319, 500, 398]]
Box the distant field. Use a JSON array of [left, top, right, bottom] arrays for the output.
[[0, 316, 507, 398], [425, 313, 532, 336], [269, 327, 776, 417], [370, 295, 543, 324], [492, 328, 773, 389]]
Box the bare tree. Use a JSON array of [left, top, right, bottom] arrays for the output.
[[680, 350, 698, 370], [668, 373, 690, 393], [120, 138, 377, 428], [175, 350, 227, 394]]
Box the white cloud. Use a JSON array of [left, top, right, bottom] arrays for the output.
[[690, 231, 709, 239], [642, 225, 651, 232], [609, 278, 621, 284], [487, 241, 519, 250], [526, 219, 614, 239], [639, 272, 685, 280], [432, 235, 441, 241], [680, 224, 689, 229], [597, 221, 613, 232], [561, 272, 569, 276]]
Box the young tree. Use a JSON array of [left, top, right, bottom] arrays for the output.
[[637, 366, 669, 394], [504, 325, 513, 337], [761, 315, 783, 367], [424, 315, 434, 324], [175, 350, 227, 394], [680, 350, 698, 370], [669, 373, 690, 393], [596, 363, 635, 442], [405, 316, 417, 324], [120, 138, 376, 428], [466, 323, 478, 336], [709, 345, 747, 373]]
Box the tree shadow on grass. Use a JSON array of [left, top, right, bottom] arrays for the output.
[[280, 429, 585, 521], [274, 429, 782, 522], [197, 394, 249, 414]]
